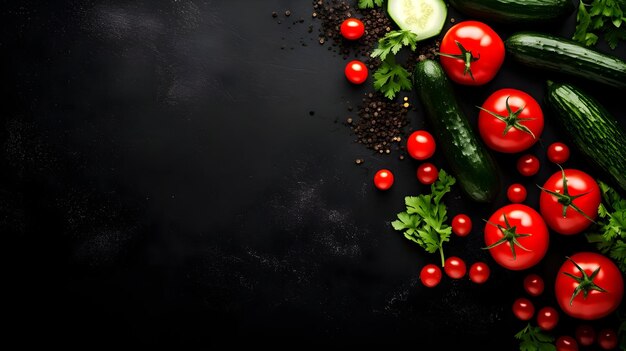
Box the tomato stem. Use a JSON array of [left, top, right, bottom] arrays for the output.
[[563, 256, 607, 306], [476, 96, 536, 138], [482, 214, 532, 260], [436, 41, 480, 81], [537, 165, 597, 223]]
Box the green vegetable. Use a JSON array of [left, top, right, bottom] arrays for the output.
[[391, 169, 456, 267], [449, 0, 574, 24], [514, 324, 556, 351], [358, 0, 385, 9], [387, 0, 447, 41], [505, 31, 626, 89], [573, 0, 626, 49], [413, 59, 501, 203], [371, 30, 418, 61], [586, 181, 626, 273], [373, 56, 412, 99]]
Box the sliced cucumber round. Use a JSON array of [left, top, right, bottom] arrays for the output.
[[387, 0, 447, 41]]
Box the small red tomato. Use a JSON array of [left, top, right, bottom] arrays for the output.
[[417, 163, 439, 185], [420, 264, 442, 288], [547, 142, 571, 164], [507, 183, 527, 203], [556, 336, 579, 351], [345, 60, 368, 84], [512, 297, 535, 321], [517, 154, 540, 176], [373, 169, 394, 190], [575, 324, 596, 347], [406, 130, 436, 160], [523, 273, 545, 297], [598, 328, 618, 350], [340, 18, 365, 40], [469, 262, 490, 284], [452, 214, 472, 237], [444, 256, 467, 279], [537, 306, 559, 331]]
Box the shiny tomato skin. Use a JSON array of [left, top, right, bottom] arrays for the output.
[[555, 252, 624, 320], [344, 60, 368, 84], [439, 20, 505, 85], [507, 183, 527, 203], [523, 273, 545, 297], [539, 169, 601, 235], [444, 256, 467, 279], [417, 162, 438, 185], [478, 89, 544, 153], [512, 297, 535, 321], [537, 306, 559, 331], [469, 262, 490, 284], [598, 328, 618, 350], [517, 154, 540, 176], [556, 336, 579, 351], [407, 130, 436, 160], [547, 142, 571, 164], [340, 18, 365, 40], [420, 264, 442, 288], [484, 204, 549, 271], [452, 214, 472, 237], [373, 169, 394, 190], [575, 324, 596, 346]]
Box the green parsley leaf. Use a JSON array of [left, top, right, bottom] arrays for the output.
[[371, 30, 418, 61], [574, 0, 626, 49], [515, 324, 556, 351], [358, 0, 384, 9], [373, 56, 412, 100], [391, 170, 456, 266]]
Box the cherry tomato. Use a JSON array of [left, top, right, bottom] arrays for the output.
[[539, 168, 600, 235], [517, 154, 540, 177], [340, 18, 365, 40], [417, 163, 439, 185], [556, 336, 579, 351], [537, 306, 559, 331], [438, 20, 505, 86], [598, 328, 618, 350], [469, 262, 490, 284], [523, 273, 545, 297], [484, 204, 549, 271], [478, 89, 544, 153], [512, 297, 535, 321], [344, 60, 368, 84], [555, 252, 624, 320], [575, 324, 596, 347], [444, 256, 467, 279], [420, 264, 442, 288], [547, 142, 571, 164], [373, 169, 394, 191], [507, 183, 527, 203], [452, 214, 472, 237], [406, 130, 436, 160]]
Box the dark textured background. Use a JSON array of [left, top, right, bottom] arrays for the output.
[[3, 0, 625, 349]]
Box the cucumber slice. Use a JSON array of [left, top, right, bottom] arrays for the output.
[[387, 0, 447, 41]]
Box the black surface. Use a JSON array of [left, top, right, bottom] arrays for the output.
[[3, 0, 625, 349]]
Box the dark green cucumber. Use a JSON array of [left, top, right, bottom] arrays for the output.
[[505, 32, 626, 89], [413, 59, 500, 203], [449, 0, 574, 24], [545, 81, 626, 192]]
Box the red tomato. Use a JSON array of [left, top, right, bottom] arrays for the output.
[[523, 273, 545, 297], [484, 204, 549, 270], [598, 328, 618, 350], [512, 297, 535, 321], [438, 20, 505, 85], [417, 163, 438, 185], [555, 252, 624, 320], [452, 214, 472, 237], [575, 324, 596, 346], [507, 183, 527, 203], [340, 18, 365, 40], [469, 262, 490, 284], [517, 154, 540, 176], [547, 142, 571, 164], [556, 336, 579, 351], [373, 169, 394, 190], [478, 89, 544, 153], [539, 168, 600, 235], [344, 60, 368, 84], [420, 264, 442, 288], [537, 306, 559, 331], [407, 130, 436, 160], [444, 256, 466, 279]]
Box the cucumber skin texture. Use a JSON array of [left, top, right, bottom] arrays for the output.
[[449, 0, 573, 23], [413, 59, 501, 203], [546, 82, 626, 193], [505, 32, 626, 89]]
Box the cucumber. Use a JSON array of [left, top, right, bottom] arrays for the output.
[[449, 0, 574, 24], [545, 81, 626, 193], [413, 59, 501, 203], [387, 0, 447, 41], [505, 32, 626, 89]]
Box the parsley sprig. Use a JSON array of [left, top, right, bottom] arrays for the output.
[[515, 324, 556, 351], [358, 0, 384, 9], [573, 0, 626, 49], [370, 30, 418, 100], [391, 170, 456, 266]]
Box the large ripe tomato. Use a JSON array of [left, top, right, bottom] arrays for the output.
[[554, 252, 624, 320], [484, 204, 549, 271], [477, 89, 544, 153], [438, 20, 505, 86], [539, 168, 600, 235]]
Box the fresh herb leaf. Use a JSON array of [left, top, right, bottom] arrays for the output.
[[373, 56, 412, 99], [358, 0, 384, 9], [391, 170, 456, 266], [371, 30, 419, 61], [573, 0, 626, 49], [515, 324, 556, 351]]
